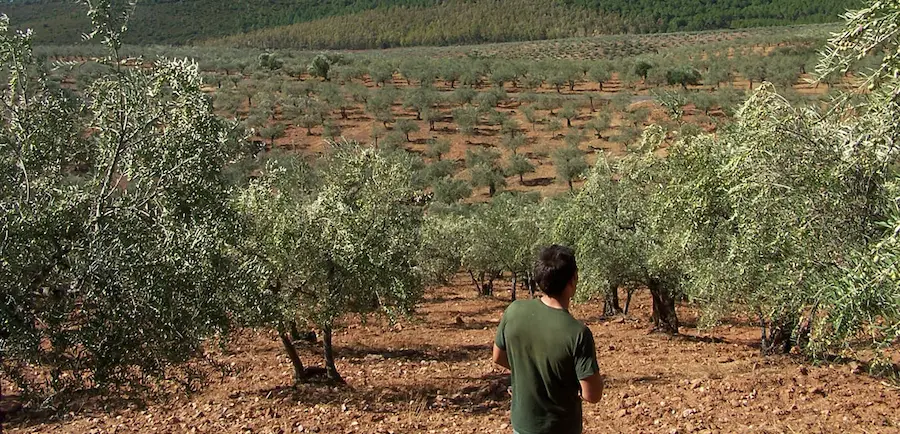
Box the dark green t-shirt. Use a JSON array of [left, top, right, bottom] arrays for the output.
[[494, 299, 600, 434]]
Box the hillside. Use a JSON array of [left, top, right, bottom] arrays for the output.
[[1, 0, 861, 47], [218, 0, 859, 50], [0, 0, 436, 45]]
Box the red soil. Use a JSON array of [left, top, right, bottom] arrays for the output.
[[5, 276, 899, 434]]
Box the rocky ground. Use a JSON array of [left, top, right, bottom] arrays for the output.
[[4, 276, 900, 433]]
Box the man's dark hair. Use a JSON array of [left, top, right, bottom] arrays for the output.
[[534, 245, 577, 296]]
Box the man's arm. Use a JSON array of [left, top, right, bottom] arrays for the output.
[[575, 326, 603, 403], [493, 310, 510, 370], [492, 344, 510, 370], [579, 372, 604, 403]]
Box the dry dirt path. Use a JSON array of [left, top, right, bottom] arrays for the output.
[[5, 277, 899, 433]]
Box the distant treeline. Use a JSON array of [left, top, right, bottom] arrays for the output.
[[217, 1, 633, 50], [563, 0, 863, 33], [1, 0, 861, 47], [0, 0, 441, 45], [216, 0, 860, 50]]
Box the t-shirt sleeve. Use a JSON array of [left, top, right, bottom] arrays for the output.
[[574, 326, 600, 380], [494, 309, 508, 350]]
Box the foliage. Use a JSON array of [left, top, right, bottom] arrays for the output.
[[466, 148, 506, 197], [395, 118, 420, 142], [308, 53, 333, 81], [418, 211, 468, 284], [556, 128, 681, 328], [0, 10, 247, 397], [258, 52, 283, 70], [551, 144, 588, 191], [505, 153, 536, 184], [654, 83, 895, 352], [665, 66, 702, 89], [421, 193, 551, 297], [210, 0, 856, 50], [424, 138, 450, 161], [237, 140, 425, 381], [432, 176, 472, 204]]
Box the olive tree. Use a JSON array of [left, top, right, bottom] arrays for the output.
[[557, 128, 681, 331], [0, 9, 248, 398], [418, 212, 468, 285], [424, 138, 451, 161], [586, 112, 611, 139], [308, 53, 336, 81], [238, 141, 424, 382], [552, 144, 588, 191], [506, 153, 536, 184], [558, 102, 578, 128], [395, 118, 420, 142], [654, 79, 896, 353], [232, 155, 319, 383], [588, 62, 612, 91], [432, 177, 472, 204], [466, 148, 506, 197]]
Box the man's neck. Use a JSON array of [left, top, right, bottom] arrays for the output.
[[540, 294, 571, 311]]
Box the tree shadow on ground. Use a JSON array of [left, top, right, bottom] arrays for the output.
[[427, 302, 506, 319], [249, 370, 509, 415], [464, 140, 495, 148], [675, 333, 727, 344], [522, 177, 554, 187], [580, 313, 645, 325], [431, 318, 500, 331], [3, 387, 167, 429], [613, 373, 678, 387], [337, 343, 490, 364], [424, 293, 470, 303]]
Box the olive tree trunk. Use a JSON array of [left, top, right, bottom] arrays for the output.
[[278, 322, 305, 384], [526, 273, 537, 298], [603, 282, 623, 317], [760, 312, 798, 355], [648, 277, 678, 334], [322, 324, 344, 383]]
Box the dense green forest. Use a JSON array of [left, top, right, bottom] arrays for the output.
[[564, 0, 862, 32], [0, 0, 438, 45], [1, 0, 861, 47]]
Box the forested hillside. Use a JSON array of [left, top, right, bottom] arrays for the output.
[[0, 0, 436, 45], [1, 0, 860, 47]]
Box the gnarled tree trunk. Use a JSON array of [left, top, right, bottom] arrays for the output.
[[279, 322, 305, 384], [322, 324, 344, 383], [603, 281, 623, 317], [760, 312, 798, 355], [648, 277, 678, 334]]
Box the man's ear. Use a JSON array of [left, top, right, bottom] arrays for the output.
[[565, 275, 578, 296]]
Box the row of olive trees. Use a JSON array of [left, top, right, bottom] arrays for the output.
[[418, 194, 561, 299], [0, 3, 426, 400], [415, 0, 900, 361], [194, 45, 847, 94], [555, 1, 900, 359], [4, 0, 897, 406]]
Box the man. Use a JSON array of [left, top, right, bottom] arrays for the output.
[[493, 245, 604, 434]]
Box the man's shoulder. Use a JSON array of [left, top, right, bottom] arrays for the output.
[[503, 299, 553, 322], [506, 299, 538, 310]]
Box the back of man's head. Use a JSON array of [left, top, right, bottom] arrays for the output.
[[534, 245, 577, 297]]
